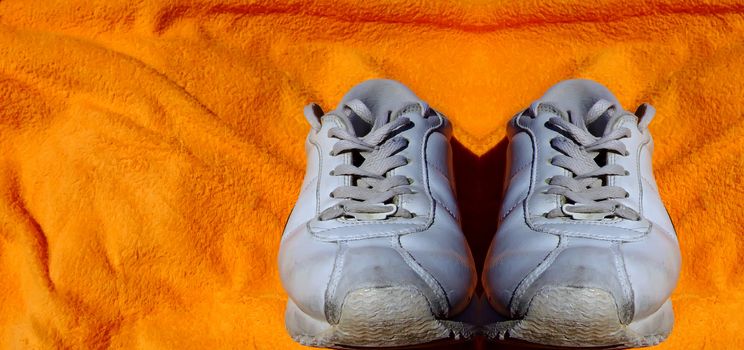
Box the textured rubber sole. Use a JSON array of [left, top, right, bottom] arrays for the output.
[[285, 286, 474, 349], [484, 286, 674, 349]]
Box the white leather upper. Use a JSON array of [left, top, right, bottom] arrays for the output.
[[483, 79, 682, 324], [279, 79, 476, 323]]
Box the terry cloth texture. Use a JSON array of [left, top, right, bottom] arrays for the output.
[[0, 0, 741, 349]]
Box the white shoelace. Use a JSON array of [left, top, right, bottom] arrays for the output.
[[543, 100, 641, 221], [315, 100, 415, 221]]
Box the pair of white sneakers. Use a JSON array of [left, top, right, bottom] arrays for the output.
[[278, 79, 681, 349]]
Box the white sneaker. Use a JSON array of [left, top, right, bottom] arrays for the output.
[[482, 79, 682, 348], [279, 79, 477, 348]]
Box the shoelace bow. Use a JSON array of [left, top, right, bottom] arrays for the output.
[[317, 100, 415, 221], [543, 100, 641, 221]]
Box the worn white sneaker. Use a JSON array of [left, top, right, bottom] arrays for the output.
[[482, 79, 682, 348], [278, 79, 477, 348]]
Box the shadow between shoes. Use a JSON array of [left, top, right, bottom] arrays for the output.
[[426, 137, 515, 350]]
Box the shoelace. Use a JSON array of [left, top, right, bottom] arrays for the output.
[[317, 100, 414, 221], [543, 99, 641, 221]]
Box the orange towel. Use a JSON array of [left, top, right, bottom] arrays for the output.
[[0, 0, 741, 349]]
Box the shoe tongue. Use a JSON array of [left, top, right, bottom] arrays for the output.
[[335, 79, 424, 137], [339, 100, 423, 137], [339, 99, 375, 137], [585, 99, 626, 137], [536, 79, 623, 136]]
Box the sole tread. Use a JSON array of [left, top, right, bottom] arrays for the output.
[[287, 286, 474, 349], [484, 287, 673, 349]]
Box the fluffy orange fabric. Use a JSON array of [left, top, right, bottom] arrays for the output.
[[0, 0, 741, 349]]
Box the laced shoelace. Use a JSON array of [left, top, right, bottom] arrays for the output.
[[317, 100, 415, 221], [543, 99, 641, 221]]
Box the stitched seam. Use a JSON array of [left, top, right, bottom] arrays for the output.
[[313, 218, 424, 227], [637, 137, 650, 216], [535, 217, 623, 226], [501, 191, 528, 220], [612, 242, 635, 324], [517, 114, 539, 229], [392, 235, 450, 316], [509, 159, 531, 180], [310, 226, 428, 241], [509, 234, 568, 317], [428, 164, 457, 220], [641, 176, 659, 194], [516, 112, 565, 228], [418, 112, 445, 229], [432, 193, 457, 221], [308, 137, 323, 216], [529, 223, 649, 241], [428, 162, 450, 181], [609, 117, 648, 216], [310, 117, 346, 216], [300, 175, 317, 194], [324, 241, 347, 324]]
